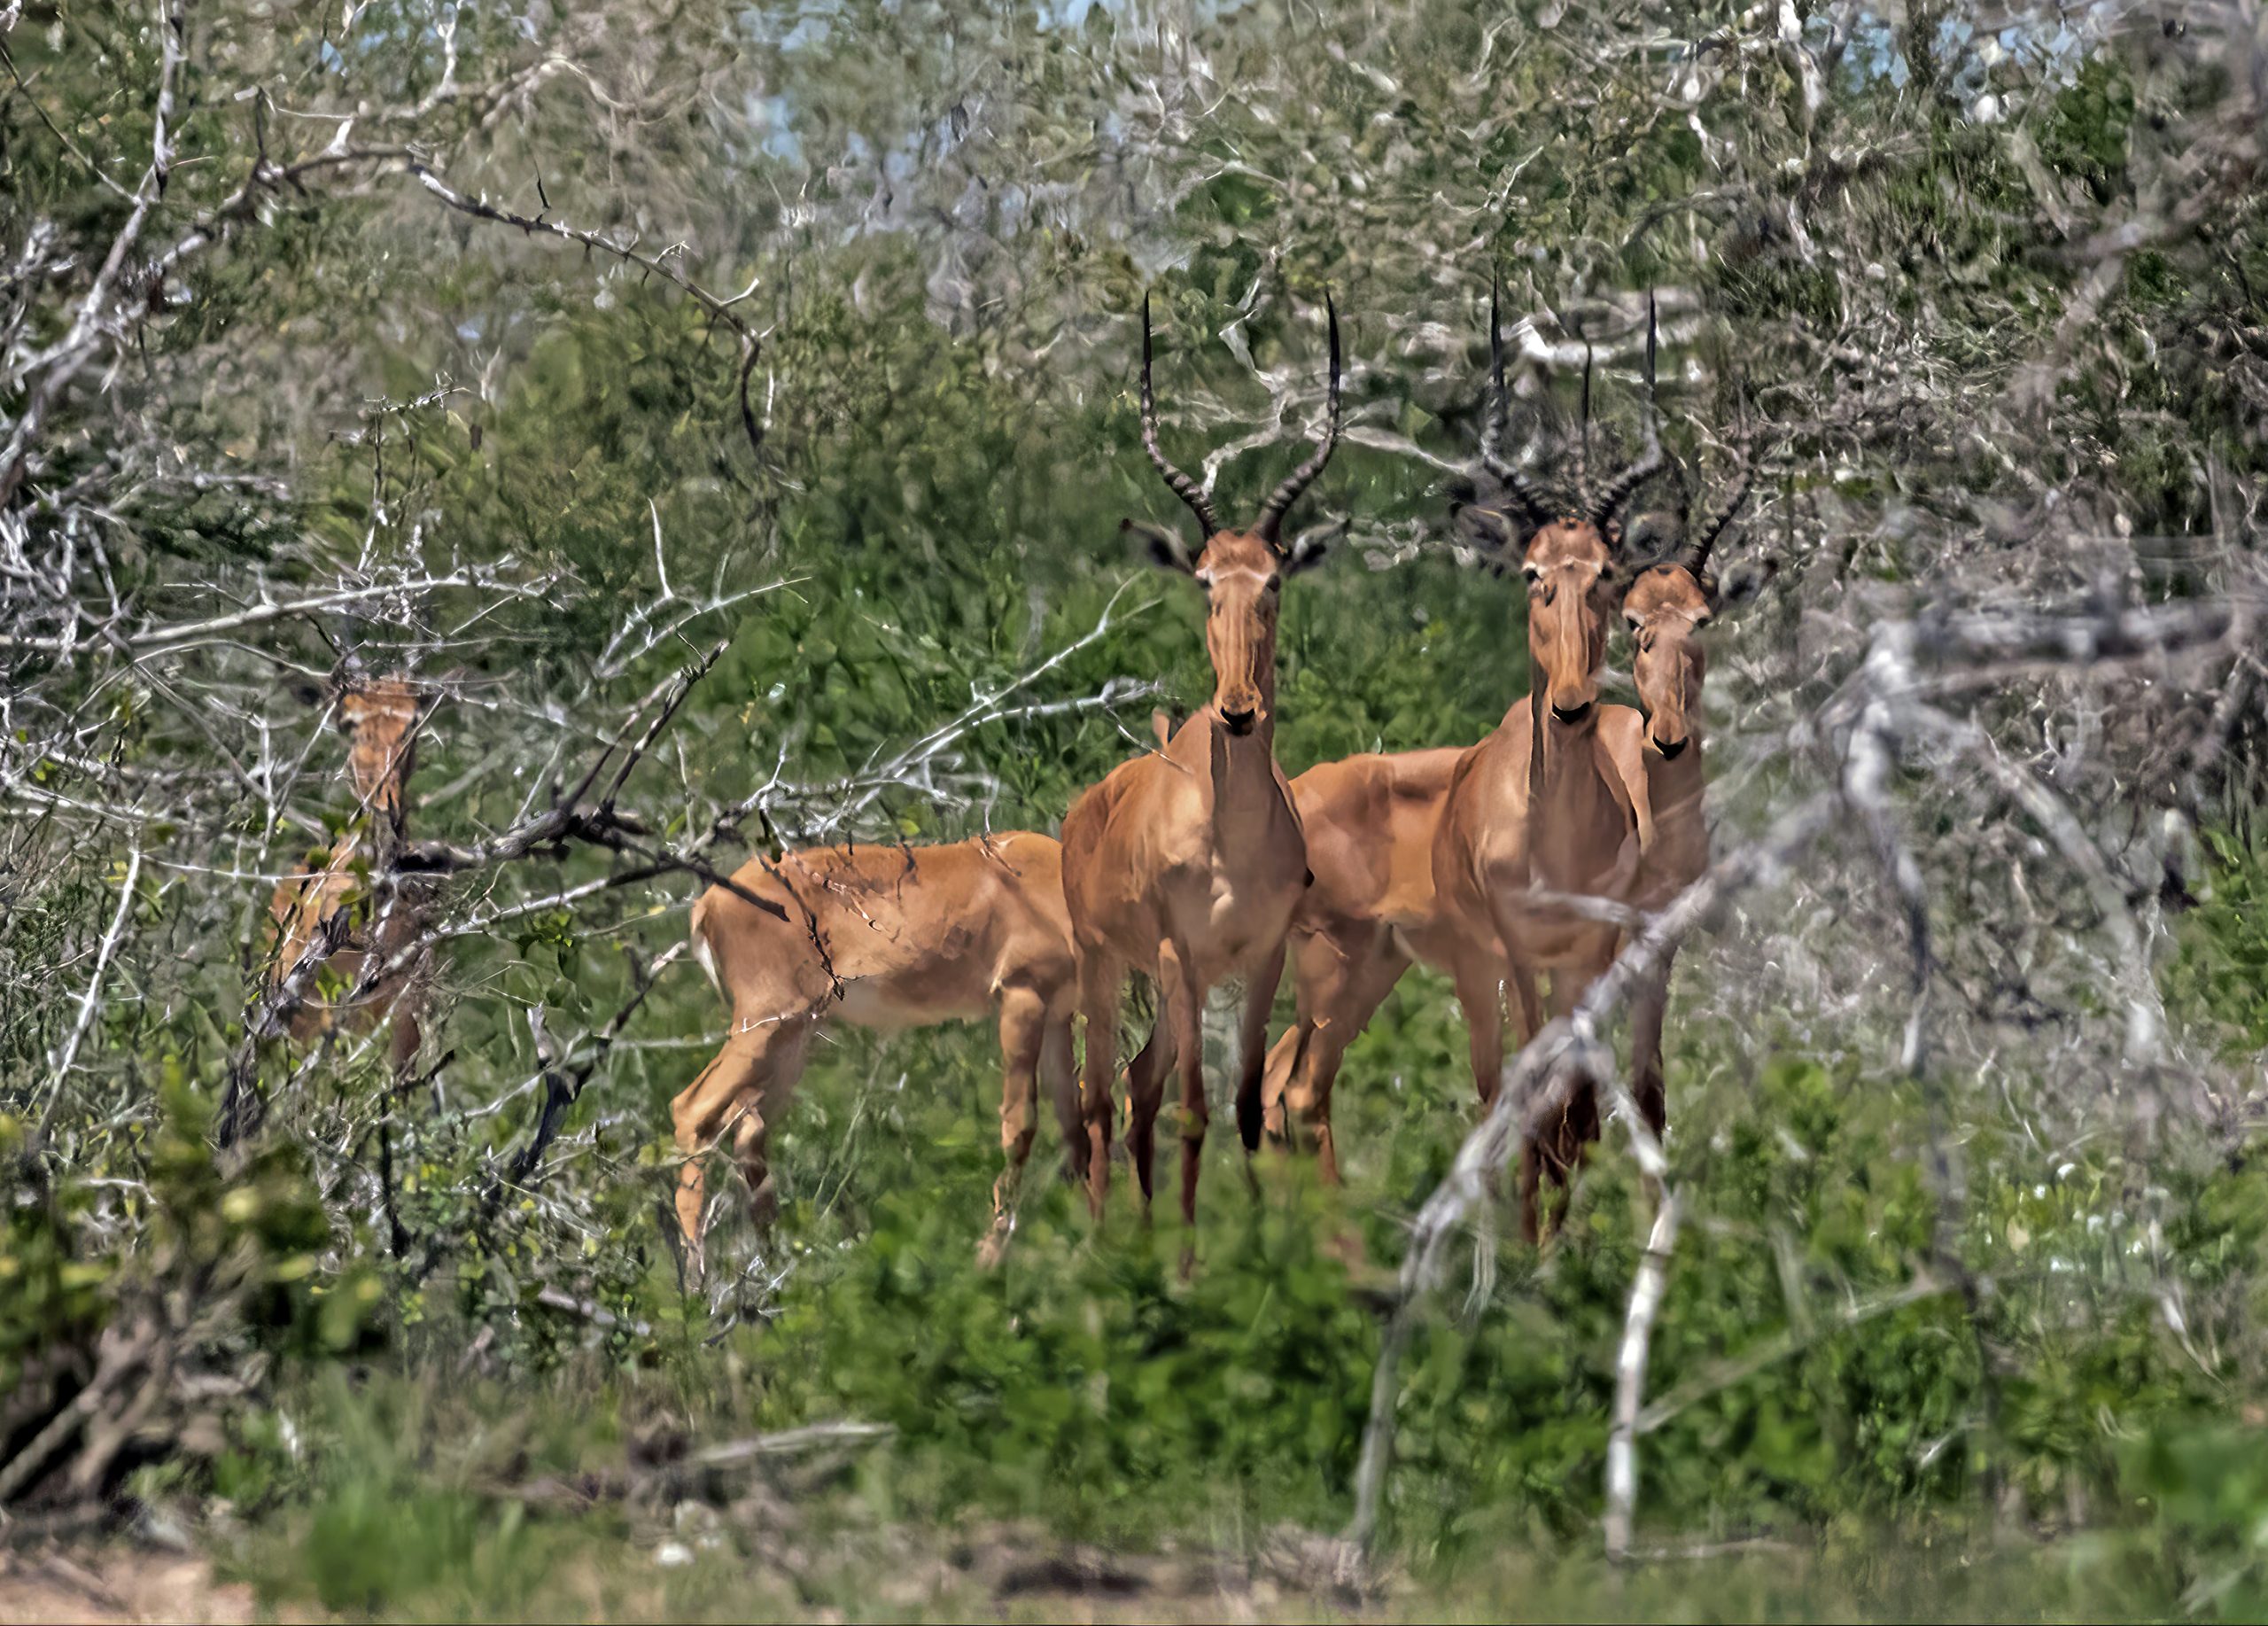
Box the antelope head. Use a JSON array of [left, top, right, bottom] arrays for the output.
[[1623, 453, 1754, 759], [1464, 280, 1666, 727], [1129, 292, 1341, 739]]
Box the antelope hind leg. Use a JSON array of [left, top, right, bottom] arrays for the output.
[[981, 985, 1050, 1268]]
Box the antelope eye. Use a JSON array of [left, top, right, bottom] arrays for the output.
[[1521, 564, 1542, 584], [1626, 614, 1643, 632]]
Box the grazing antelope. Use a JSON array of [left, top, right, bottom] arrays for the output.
[[671, 833, 1079, 1272], [1601, 463, 1753, 1137], [1060, 292, 1341, 1249], [267, 671, 429, 1071], [1429, 287, 1669, 1241]]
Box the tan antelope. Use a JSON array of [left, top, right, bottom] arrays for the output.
[[671, 833, 1081, 1272], [1429, 288, 1671, 1241], [1060, 292, 1340, 1250], [1261, 292, 1668, 1198], [1256, 746, 1468, 1185], [1600, 462, 1753, 1135], [266, 670, 429, 1072]]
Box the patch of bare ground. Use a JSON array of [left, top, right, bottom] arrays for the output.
[[3, 1517, 1379, 1624], [0, 1545, 255, 1626], [644, 1487, 1383, 1622], [871, 1519, 1378, 1622]]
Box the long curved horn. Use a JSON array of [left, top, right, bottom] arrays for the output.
[[1683, 460, 1753, 577], [1574, 334, 1594, 510], [1479, 271, 1552, 527], [1590, 291, 1668, 533], [1140, 293, 1222, 538], [1255, 292, 1343, 546]]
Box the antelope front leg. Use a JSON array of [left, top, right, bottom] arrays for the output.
[[1260, 1022, 1304, 1149], [1627, 962, 1671, 1219], [1449, 954, 1507, 1112], [1280, 927, 1410, 1186], [669, 1028, 770, 1283], [1076, 955, 1123, 1224], [1529, 966, 1608, 1245], [1234, 940, 1286, 1156], [1042, 1012, 1083, 1186], [1629, 955, 1674, 1145], [1159, 940, 1208, 1263], [1122, 1012, 1172, 1219]]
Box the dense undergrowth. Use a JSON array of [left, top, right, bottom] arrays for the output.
[[14, 830, 2268, 1617]]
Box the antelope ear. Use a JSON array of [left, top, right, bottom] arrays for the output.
[[1451, 502, 1514, 555], [1622, 511, 1678, 557], [1122, 517, 1197, 575], [1282, 530, 1332, 576], [1714, 556, 1776, 609]]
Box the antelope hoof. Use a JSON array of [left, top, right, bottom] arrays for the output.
[[976, 1222, 1014, 1271]]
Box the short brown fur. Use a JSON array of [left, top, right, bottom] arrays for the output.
[[1061, 526, 1318, 1240], [671, 832, 1078, 1272], [1431, 516, 1650, 1241], [265, 675, 427, 1071], [1061, 294, 1340, 1254], [1598, 558, 1717, 1138]]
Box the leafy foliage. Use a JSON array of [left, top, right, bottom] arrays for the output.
[[4, 0, 2266, 1615]]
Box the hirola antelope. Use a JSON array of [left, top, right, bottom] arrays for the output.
[[267, 670, 429, 1073], [1060, 291, 1341, 1256], [672, 833, 1081, 1274]]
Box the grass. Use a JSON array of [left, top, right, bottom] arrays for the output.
[[52, 892, 2268, 1623], [200, 1365, 2197, 1624]]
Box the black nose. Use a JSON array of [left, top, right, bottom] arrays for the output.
[[1550, 701, 1593, 726], [1654, 735, 1689, 760], [1222, 708, 1257, 735]]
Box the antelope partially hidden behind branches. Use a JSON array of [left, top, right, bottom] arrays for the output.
[[265, 669, 431, 1074], [1430, 286, 1672, 1241], [672, 833, 1081, 1276], [1060, 291, 1341, 1256], [1602, 450, 1755, 1138], [1262, 291, 1669, 1199]]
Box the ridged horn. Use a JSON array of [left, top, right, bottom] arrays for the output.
[[1684, 459, 1753, 577], [1589, 291, 1668, 534], [1139, 293, 1222, 538], [1479, 271, 1553, 528]]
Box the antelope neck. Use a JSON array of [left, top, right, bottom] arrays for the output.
[[1522, 690, 1622, 870], [1646, 727, 1707, 803]]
